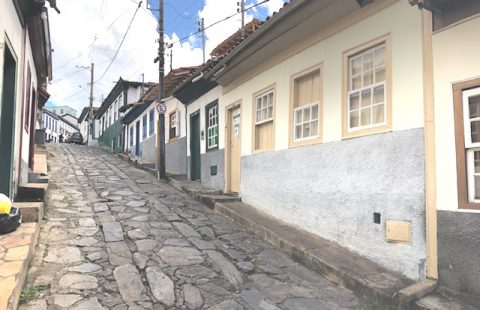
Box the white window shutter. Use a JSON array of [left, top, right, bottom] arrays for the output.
[[176, 110, 181, 137]]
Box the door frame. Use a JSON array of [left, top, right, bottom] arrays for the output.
[[135, 120, 140, 156], [224, 101, 242, 193], [0, 36, 18, 197], [189, 110, 201, 181]]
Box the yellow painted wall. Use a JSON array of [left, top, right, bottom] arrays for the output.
[[433, 16, 480, 212], [219, 0, 424, 156]]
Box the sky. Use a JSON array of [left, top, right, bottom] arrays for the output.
[[46, 0, 288, 116]]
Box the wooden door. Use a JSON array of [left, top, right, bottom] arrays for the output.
[[190, 112, 201, 181], [229, 107, 241, 192]]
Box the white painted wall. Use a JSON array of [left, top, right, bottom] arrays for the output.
[[185, 85, 223, 157], [220, 1, 425, 156], [433, 16, 480, 212]]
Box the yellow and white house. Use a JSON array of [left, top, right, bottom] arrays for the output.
[[208, 0, 431, 281]]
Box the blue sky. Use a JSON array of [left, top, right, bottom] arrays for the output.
[[46, 0, 287, 112]]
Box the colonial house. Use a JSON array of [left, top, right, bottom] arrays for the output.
[[96, 78, 151, 152], [42, 109, 59, 142], [45, 105, 77, 117], [121, 67, 196, 166], [407, 0, 480, 297], [202, 0, 431, 282], [0, 0, 56, 197], [173, 20, 261, 190], [78, 106, 99, 144]]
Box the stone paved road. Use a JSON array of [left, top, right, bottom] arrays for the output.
[[22, 144, 364, 309]]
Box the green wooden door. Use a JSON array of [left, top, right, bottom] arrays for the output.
[[0, 45, 17, 196], [190, 112, 201, 181]]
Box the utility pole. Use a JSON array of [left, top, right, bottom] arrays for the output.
[[88, 63, 94, 146], [156, 0, 166, 179], [237, 0, 245, 37], [170, 49, 173, 71], [198, 18, 206, 64]]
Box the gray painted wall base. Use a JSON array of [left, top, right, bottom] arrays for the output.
[[187, 149, 224, 191], [139, 135, 156, 164], [438, 210, 480, 296], [166, 137, 187, 175], [240, 128, 426, 280]]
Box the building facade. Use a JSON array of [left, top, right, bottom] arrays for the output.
[[45, 105, 77, 117], [42, 109, 59, 142], [0, 0, 54, 197]]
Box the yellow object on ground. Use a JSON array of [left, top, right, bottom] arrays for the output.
[[0, 194, 12, 215]]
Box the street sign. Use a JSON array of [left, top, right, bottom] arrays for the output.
[[156, 102, 166, 114]]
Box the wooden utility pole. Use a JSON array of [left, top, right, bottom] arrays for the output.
[[237, 0, 245, 37], [156, 0, 166, 179], [88, 63, 94, 146]]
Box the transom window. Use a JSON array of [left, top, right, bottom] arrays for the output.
[[463, 88, 480, 203], [255, 91, 273, 125], [348, 43, 386, 131], [207, 103, 218, 150]]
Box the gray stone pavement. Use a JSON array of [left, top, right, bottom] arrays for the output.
[[22, 144, 365, 309]]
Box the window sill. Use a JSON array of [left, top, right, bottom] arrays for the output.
[[342, 125, 391, 140], [459, 202, 480, 211], [252, 148, 274, 155], [289, 136, 323, 149]]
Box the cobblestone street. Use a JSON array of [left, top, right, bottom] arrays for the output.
[[22, 144, 363, 309]]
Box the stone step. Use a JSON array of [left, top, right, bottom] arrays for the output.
[[0, 223, 41, 310], [12, 202, 44, 223], [214, 201, 416, 309]]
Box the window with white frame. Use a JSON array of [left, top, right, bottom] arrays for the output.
[[293, 70, 321, 141], [463, 88, 480, 203], [149, 109, 155, 136], [206, 103, 218, 150], [254, 89, 275, 151], [142, 114, 147, 139], [169, 111, 176, 139], [348, 43, 386, 131], [255, 91, 273, 125]]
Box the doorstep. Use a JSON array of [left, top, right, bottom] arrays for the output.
[[0, 222, 41, 310]]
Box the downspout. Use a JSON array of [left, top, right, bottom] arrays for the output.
[[185, 103, 188, 178], [421, 8, 438, 279]]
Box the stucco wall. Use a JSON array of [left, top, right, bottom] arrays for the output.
[[200, 149, 224, 190], [139, 134, 156, 164], [437, 211, 480, 295], [241, 128, 426, 280], [166, 137, 186, 175], [98, 120, 123, 152], [432, 16, 480, 212]]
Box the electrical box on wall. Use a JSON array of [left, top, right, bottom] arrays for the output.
[[386, 220, 412, 243]]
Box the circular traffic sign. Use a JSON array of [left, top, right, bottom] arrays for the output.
[[156, 102, 166, 114]]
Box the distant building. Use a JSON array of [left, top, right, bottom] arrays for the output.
[[78, 107, 99, 144], [45, 105, 77, 117]]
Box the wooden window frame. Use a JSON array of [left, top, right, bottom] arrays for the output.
[[252, 84, 276, 153], [453, 78, 480, 210], [169, 111, 177, 139], [205, 100, 219, 152], [289, 64, 323, 148], [342, 34, 392, 139]]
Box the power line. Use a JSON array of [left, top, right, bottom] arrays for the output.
[[96, 1, 143, 83], [168, 0, 270, 47]]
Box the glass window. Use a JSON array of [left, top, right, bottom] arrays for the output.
[[464, 88, 480, 203], [129, 126, 133, 146], [169, 112, 177, 139], [149, 109, 155, 135], [348, 44, 386, 131], [207, 104, 218, 149], [142, 114, 147, 139], [255, 91, 274, 124]]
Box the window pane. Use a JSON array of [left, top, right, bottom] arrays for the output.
[[311, 120, 318, 136], [350, 111, 359, 128], [350, 93, 360, 111], [303, 108, 311, 122], [475, 175, 480, 200], [360, 108, 371, 126], [256, 99, 262, 111], [361, 89, 372, 108], [268, 92, 273, 107], [303, 122, 311, 137], [295, 110, 302, 124], [311, 104, 319, 120], [363, 52, 373, 71], [352, 76, 361, 90], [295, 125, 302, 139], [373, 85, 385, 104], [373, 104, 385, 124], [471, 121, 480, 143], [363, 71, 373, 86], [352, 57, 362, 75], [262, 109, 267, 120], [475, 151, 480, 173], [374, 46, 385, 67], [256, 111, 261, 122], [267, 106, 273, 119], [375, 67, 386, 83], [469, 95, 480, 118]]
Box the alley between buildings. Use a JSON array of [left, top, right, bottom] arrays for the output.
[[22, 144, 363, 309]]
